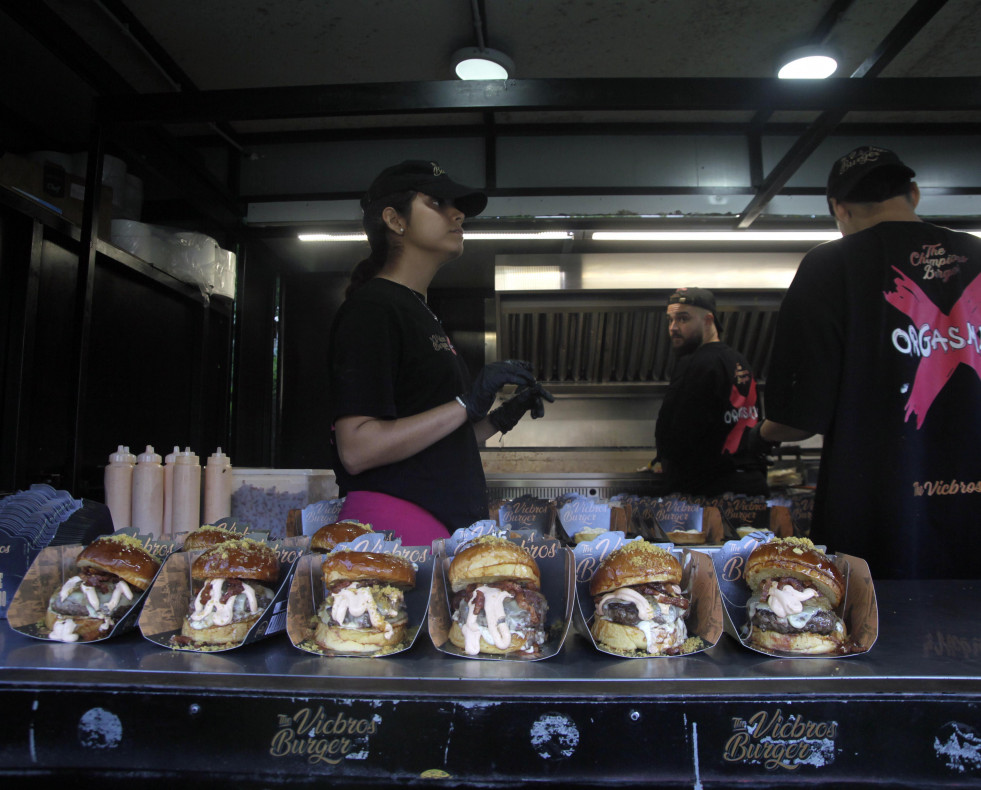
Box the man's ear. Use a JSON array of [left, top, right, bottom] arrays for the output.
[[830, 198, 850, 225]]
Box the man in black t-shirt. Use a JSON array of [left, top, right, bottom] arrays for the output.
[[653, 287, 767, 497], [754, 146, 981, 579]]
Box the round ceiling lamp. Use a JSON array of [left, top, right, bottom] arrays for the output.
[[452, 47, 514, 80], [777, 46, 839, 79]]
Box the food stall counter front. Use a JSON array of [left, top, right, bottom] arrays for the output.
[[2, 580, 980, 788]]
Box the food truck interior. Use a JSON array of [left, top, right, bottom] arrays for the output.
[[2, 0, 980, 501]]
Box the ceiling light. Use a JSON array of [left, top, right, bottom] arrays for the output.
[[592, 231, 841, 242], [464, 231, 572, 241], [452, 47, 514, 80], [777, 46, 839, 79], [298, 230, 572, 243]]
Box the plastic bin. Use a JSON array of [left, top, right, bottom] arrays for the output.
[[229, 469, 337, 538]]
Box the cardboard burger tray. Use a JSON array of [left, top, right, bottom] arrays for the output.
[[713, 534, 878, 658], [428, 534, 575, 662], [138, 537, 305, 652], [286, 545, 433, 658], [7, 530, 179, 643], [573, 536, 723, 659]]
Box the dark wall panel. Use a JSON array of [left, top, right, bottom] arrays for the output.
[[229, 243, 279, 467], [277, 271, 346, 469]]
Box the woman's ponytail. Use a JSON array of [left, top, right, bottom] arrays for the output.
[[345, 190, 416, 299]]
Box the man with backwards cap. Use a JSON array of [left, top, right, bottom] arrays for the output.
[[651, 286, 768, 497], [750, 146, 981, 579]]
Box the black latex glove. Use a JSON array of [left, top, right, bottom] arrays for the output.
[[460, 360, 538, 422], [741, 422, 777, 458], [488, 383, 556, 434]]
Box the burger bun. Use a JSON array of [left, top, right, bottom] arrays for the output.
[[76, 534, 160, 591], [192, 538, 280, 583], [310, 521, 373, 553], [745, 538, 844, 607], [315, 620, 408, 655], [589, 540, 681, 597], [448, 620, 534, 655], [448, 536, 540, 593]]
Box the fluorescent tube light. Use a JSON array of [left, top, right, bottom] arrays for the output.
[[299, 231, 573, 242], [592, 231, 842, 242]]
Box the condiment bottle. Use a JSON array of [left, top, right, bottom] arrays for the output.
[[162, 446, 179, 536], [132, 445, 164, 536], [203, 448, 233, 523], [104, 445, 135, 529], [172, 447, 201, 535]]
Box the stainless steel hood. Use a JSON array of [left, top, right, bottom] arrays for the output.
[[492, 254, 791, 388]]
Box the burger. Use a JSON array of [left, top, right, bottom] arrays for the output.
[[182, 524, 241, 551], [46, 534, 160, 642], [181, 538, 279, 646], [314, 550, 415, 655], [665, 528, 707, 545], [447, 536, 548, 656], [744, 537, 847, 655], [589, 540, 690, 655], [309, 520, 373, 553]]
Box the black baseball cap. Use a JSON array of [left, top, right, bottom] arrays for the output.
[[826, 146, 915, 211], [668, 287, 723, 333], [361, 160, 488, 217]]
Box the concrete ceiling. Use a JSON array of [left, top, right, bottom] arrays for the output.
[[2, 0, 981, 277]]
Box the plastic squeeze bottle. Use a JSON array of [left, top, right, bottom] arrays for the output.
[[203, 448, 233, 523], [162, 446, 179, 536], [172, 447, 202, 535], [104, 445, 136, 529], [132, 445, 164, 536]]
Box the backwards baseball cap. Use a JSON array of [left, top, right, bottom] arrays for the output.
[[826, 146, 915, 210], [361, 160, 488, 217], [668, 287, 723, 333]]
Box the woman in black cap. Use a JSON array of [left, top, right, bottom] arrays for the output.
[[327, 160, 552, 543]]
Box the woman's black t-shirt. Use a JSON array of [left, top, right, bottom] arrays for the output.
[[327, 278, 489, 530]]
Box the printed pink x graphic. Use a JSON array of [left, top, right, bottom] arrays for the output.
[[883, 267, 981, 428]]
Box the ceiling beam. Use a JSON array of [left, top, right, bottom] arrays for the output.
[[736, 0, 951, 228], [96, 77, 981, 125]]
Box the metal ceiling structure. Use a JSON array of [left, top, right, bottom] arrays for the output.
[[2, 0, 980, 274]]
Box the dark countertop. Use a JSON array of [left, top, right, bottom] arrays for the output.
[[2, 580, 980, 788]]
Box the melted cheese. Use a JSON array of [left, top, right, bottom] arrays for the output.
[[636, 618, 688, 654], [460, 585, 514, 655], [189, 579, 260, 628], [767, 584, 817, 619], [330, 584, 393, 640]]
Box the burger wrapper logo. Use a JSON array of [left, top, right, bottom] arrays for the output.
[[713, 535, 879, 657], [7, 529, 179, 642]]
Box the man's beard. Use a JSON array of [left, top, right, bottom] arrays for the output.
[[671, 334, 702, 357]]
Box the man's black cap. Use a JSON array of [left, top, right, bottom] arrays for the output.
[[826, 145, 915, 211], [668, 287, 723, 333], [361, 160, 487, 217]]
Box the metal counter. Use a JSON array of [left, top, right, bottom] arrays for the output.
[[2, 580, 980, 788]]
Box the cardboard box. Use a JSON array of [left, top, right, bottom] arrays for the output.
[[713, 536, 878, 657], [428, 533, 574, 661], [1, 152, 112, 236], [230, 468, 338, 538], [6, 531, 177, 642], [286, 543, 433, 657], [574, 539, 723, 658], [138, 537, 305, 652]]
